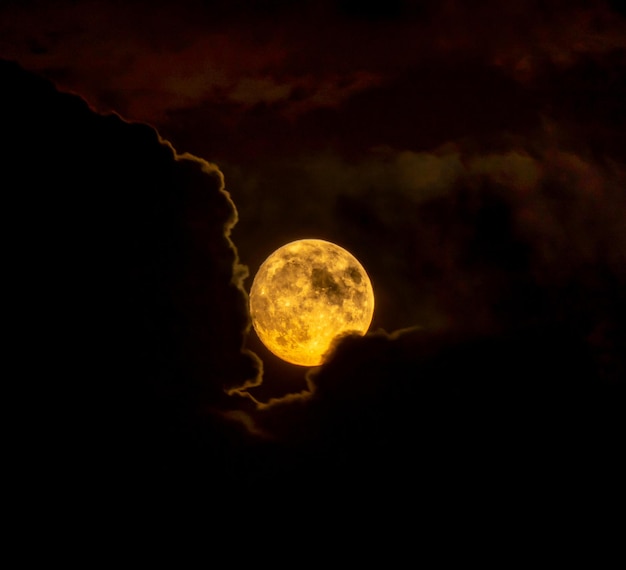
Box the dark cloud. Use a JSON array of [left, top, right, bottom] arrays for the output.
[[1, 60, 260, 500], [3, 0, 625, 522], [233, 131, 625, 482], [224, 133, 625, 347], [232, 321, 624, 514], [3, 0, 624, 134]]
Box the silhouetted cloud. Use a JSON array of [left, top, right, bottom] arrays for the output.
[[231, 132, 625, 484], [1, 61, 260, 496], [3, 0, 624, 519]]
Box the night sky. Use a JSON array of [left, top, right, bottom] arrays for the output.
[[3, 0, 624, 534]]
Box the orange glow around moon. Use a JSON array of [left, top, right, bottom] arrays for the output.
[[249, 239, 375, 366]]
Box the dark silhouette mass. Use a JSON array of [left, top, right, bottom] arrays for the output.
[[2, 60, 262, 508], [4, 61, 622, 524], [1, 1, 624, 537]]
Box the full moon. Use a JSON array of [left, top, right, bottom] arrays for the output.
[[249, 239, 375, 366]]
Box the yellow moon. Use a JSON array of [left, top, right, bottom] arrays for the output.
[[249, 239, 375, 366]]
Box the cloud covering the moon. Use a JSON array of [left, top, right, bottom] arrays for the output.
[[2, 0, 624, 521], [234, 137, 626, 440], [4, 58, 623, 456]]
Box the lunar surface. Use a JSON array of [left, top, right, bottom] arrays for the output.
[[249, 239, 375, 366]]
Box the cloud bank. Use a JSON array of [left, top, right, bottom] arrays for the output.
[[3, 9, 623, 513]]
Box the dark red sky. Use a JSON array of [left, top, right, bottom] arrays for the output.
[[3, 0, 624, 529]]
